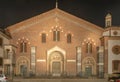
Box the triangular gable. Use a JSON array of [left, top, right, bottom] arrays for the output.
[[6, 8, 104, 35]]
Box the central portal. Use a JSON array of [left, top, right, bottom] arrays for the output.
[[49, 51, 64, 76], [47, 46, 66, 77]]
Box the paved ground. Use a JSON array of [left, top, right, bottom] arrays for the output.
[[11, 78, 108, 82]]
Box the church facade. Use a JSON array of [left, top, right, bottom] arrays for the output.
[[5, 8, 120, 78]]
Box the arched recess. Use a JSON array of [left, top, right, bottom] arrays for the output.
[[47, 46, 66, 76], [82, 57, 96, 77], [16, 56, 30, 76]]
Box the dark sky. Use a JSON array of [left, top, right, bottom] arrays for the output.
[[0, 0, 120, 29]]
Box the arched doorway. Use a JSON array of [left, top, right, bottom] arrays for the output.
[[82, 57, 96, 77], [16, 56, 30, 76], [47, 46, 66, 76], [49, 51, 64, 76]]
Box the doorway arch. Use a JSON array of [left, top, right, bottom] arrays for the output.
[[47, 46, 66, 76], [16, 56, 30, 76], [50, 51, 63, 76], [82, 57, 96, 77]]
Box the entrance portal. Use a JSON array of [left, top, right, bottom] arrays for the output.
[[16, 56, 30, 76], [49, 51, 64, 76], [47, 46, 66, 76], [82, 57, 96, 77]]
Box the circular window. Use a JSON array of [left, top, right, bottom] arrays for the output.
[[113, 31, 118, 35], [112, 45, 120, 55]]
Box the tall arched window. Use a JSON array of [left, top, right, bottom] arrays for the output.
[[67, 33, 72, 43], [41, 33, 46, 43], [53, 30, 60, 41], [107, 21, 111, 27], [86, 42, 92, 53], [20, 41, 27, 53]]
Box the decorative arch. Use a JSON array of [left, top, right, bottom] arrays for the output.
[[47, 46, 66, 76], [82, 57, 96, 76], [82, 38, 96, 54], [47, 46, 66, 55], [16, 56, 30, 75]]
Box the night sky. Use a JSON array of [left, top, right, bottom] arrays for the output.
[[0, 0, 120, 29]]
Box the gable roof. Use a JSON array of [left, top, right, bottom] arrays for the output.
[[6, 8, 104, 35]]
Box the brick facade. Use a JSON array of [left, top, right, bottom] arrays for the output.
[[6, 8, 120, 77]]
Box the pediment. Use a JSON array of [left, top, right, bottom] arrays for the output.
[[6, 8, 104, 35]]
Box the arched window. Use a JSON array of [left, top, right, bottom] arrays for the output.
[[86, 42, 92, 53], [107, 21, 111, 27], [20, 41, 27, 53], [53, 30, 60, 41], [67, 33, 72, 43], [0, 38, 3, 47], [41, 33, 46, 43]]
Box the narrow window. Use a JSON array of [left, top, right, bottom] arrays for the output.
[[67, 33, 71, 43], [53, 30, 60, 41], [41, 33, 46, 43], [20, 41, 27, 53], [107, 21, 111, 27], [113, 60, 120, 71], [0, 38, 3, 47], [20, 42, 23, 52], [86, 43, 92, 53], [24, 42, 27, 52], [0, 58, 3, 66]]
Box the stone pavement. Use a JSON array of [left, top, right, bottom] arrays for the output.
[[11, 78, 108, 82]]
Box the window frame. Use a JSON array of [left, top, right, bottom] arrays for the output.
[[86, 42, 92, 54], [20, 41, 27, 53], [53, 30, 60, 41], [41, 33, 46, 43], [112, 60, 120, 72], [67, 33, 72, 43]]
